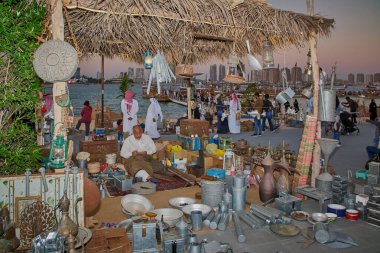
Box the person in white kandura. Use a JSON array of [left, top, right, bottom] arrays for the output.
[[145, 97, 163, 139], [121, 90, 139, 137], [228, 93, 241, 134]]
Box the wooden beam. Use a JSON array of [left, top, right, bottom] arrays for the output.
[[307, 0, 321, 187], [52, 0, 65, 137]]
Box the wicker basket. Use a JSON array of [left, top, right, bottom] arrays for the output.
[[223, 75, 246, 84]]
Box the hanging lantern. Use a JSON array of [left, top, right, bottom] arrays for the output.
[[304, 49, 312, 75], [262, 40, 275, 69], [223, 52, 246, 84], [144, 50, 153, 69], [49, 135, 68, 168], [223, 149, 236, 176]]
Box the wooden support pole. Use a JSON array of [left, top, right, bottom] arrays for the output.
[[307, 0, 322, 187], [187, 78, 192, 119], [51, 0, 65, 137], [101, 55, 105, 127]]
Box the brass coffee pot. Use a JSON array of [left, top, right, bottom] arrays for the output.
[[57, 191, 81, 253]]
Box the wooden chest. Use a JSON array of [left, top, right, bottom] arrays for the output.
[[79, 140, 118, 163], [180, 119, 210, 137]]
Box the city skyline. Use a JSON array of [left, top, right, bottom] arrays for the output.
[[79, 0, 380, 80]]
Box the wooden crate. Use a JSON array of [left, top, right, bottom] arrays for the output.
[[180, 119, 210, 137], [79, 140, 118, 163]]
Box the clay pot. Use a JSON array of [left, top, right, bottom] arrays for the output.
[[84, 177, 101, 216]]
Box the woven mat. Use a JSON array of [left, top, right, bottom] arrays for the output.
[[105, 175, 189, 197]]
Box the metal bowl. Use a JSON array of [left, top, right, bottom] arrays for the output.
[[152, 208, 183, 227], [181, 204, 212, 219], [311, 212, 328, 222], [169, 197, 196, 209], [121, 194, 154, 215]]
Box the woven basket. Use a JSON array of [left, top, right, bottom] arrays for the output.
[[223, 75, 246, 84], [176, 64, 193, 76], [88, 162, 100, 174]]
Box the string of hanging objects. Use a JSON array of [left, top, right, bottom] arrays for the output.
[[147, 51, 176, 95]]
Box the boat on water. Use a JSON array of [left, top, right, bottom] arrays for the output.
[[169, 98, 187, 106], [141, 85, 170, 102]]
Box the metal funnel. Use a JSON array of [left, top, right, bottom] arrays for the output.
[[317, 138, 338, 172]]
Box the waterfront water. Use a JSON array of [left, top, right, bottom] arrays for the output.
[[45, 83, 187, 119]]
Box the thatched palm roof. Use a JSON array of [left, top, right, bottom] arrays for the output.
[[60, 0, 334, 64]]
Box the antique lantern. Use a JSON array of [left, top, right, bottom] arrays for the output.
[[144, 50, 153, 69], [223, 52, 246, 83], [49, 135, 68, 168], [262, 40, 275, 69], [223, 149, 236, 175]]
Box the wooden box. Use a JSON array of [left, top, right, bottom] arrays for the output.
[[154, 140, 182, 161], [180, 119, 210, 137], [79, 140, 118, 163]]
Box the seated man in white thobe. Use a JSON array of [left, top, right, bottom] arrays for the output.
[[120, 125, 158, 181]]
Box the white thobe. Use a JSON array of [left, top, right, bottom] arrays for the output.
[[145, 99, 163, 139], [120, 134, 156, 159], [121, 99, 139, 134], [228, 100, 241, 134]]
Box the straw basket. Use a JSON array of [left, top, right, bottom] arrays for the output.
[[223, 75, 246, 84], [88, 162, 100, 174]]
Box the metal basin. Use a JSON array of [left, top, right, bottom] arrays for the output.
[[121, 194, 154, 215], [152, 208, 183, 227], [182, 204, 212, 219], [169, 197, 196, 209], [311, 212, 328, 222]]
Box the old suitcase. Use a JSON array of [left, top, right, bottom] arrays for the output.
[[180, 119, 210, 137], [79, 140, 118, 163]]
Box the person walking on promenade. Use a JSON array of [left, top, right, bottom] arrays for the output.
[[121, 90, 139, 137], [262, 94, 274, 132], [333, 115, 342, 147], [293, 99, 300, 113], [145, 97, 163, 140], [342, 96, 358, 123], [75, 100, 92, 140], [216, 97, 229, 134], [228, 93, 241, 134], [369, 99, 378, 121], [251, 92, 262, 137]]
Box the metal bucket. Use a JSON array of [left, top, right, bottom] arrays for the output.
[[201, 180, 224, 208], [318, 89, 336, 122], [316, 173, 333, 193], [77, 159, 87, 169], [232, 186, 246, 211]]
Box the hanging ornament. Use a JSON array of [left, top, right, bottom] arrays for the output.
[[246, 40, 262, 70], [147, 51, 176, 95], [304, 49, 312, 75]]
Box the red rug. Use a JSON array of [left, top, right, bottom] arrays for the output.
[[105, 175, 189, 197]]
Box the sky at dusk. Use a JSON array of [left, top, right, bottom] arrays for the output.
[[79, 0, 380, 80]]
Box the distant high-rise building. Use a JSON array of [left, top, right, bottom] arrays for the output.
[[261, 69, 270, 83], [218, 64, 226, 81], [348, 73, 355, 84], [374, 73, 380, 83], [291, 66, 302, 83], [250, 70, 261, 82], [74, 67, 80, 79], [209, 64, 217, 82], [356, 73, 364, 84], [135, 68, 144, 80], [365, 74, 374, 84], [127, 67, 134, 79], [96, 71, 100, 80], [268, 68, 279, 84]]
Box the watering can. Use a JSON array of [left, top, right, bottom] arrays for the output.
[[318, 65, 337, 122]]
